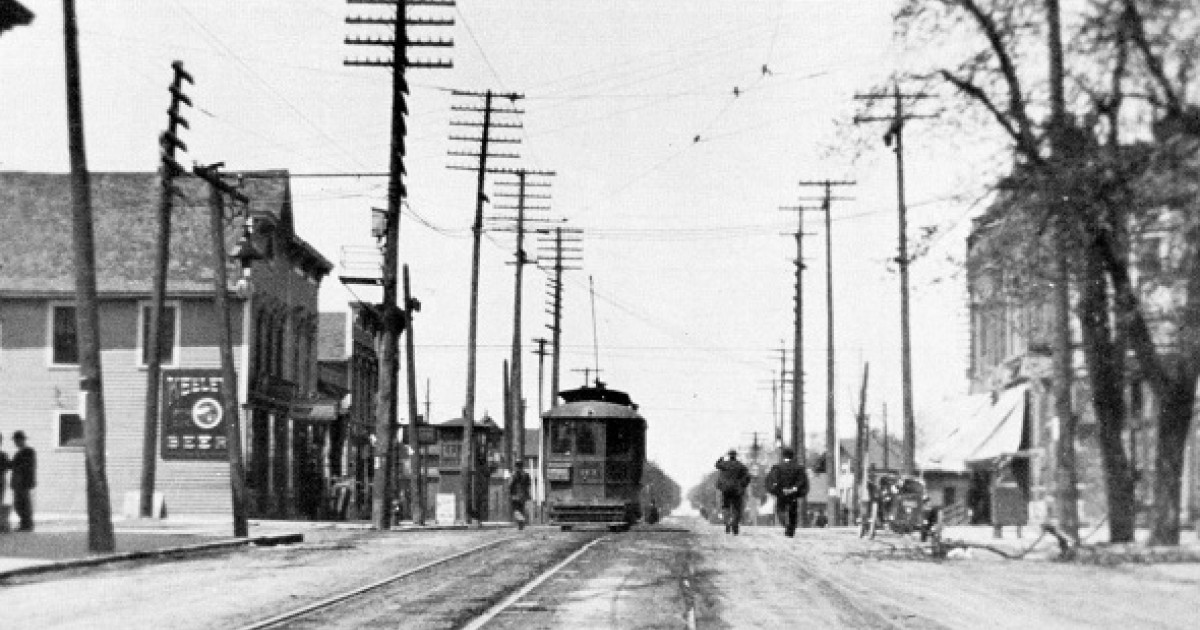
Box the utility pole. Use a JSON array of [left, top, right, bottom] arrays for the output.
[[798, 179, 855, 525], [492, 168, 554, 470], [192, 163, 250, 537], [402, 264, 424, 525], [777, 205, 813, 468], [536, 225, 583, 404], [854, 86, 935, 477], [447, 90, 523, 523], [853, 363, 870, 523], [142, 60, 193, 519], [345, 0, 454, 529], [532, 337, 549, 416], [62, 0, 114, 552]]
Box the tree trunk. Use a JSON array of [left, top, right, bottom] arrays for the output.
[[1149, 378, 1194, 545], [1078, 243, 1137, 542]]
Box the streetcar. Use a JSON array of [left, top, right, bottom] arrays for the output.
[[541, 381, 647, 530]]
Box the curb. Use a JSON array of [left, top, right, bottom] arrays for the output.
[[0, 533, 303, 582]]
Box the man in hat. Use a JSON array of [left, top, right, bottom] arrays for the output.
[[715, 448, 751, 535], [765, 447, 808, 537], [11, 431, 35, 531], [509, 460, 532, 531]]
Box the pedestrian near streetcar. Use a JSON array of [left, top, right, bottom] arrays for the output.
[[509, 460, 532, 530], [715, 448, 751, 535], [0, 432, 9, 506], [766, 447, 809, 538], [10, 430, 36, 532]]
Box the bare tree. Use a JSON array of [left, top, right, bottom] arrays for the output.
[[897, 0, 1200, 544]]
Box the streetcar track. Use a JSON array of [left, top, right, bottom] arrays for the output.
[[234, 535, 518, 630], [458, 535, 608, 630]]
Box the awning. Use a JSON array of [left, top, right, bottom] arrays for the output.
[[291, 398, 341, 423], [919, 384, 1029, 473]]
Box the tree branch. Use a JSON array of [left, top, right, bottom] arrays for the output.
[[1122, 0, 1183, 116], [957, 0, 1041, 155]]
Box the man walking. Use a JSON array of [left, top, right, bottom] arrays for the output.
[[715, 448, 751, 535], [509, 460, 532, 530], [11, 430, 35, 532], [0, 432, 9, 506], [766, 447, 808, 537]]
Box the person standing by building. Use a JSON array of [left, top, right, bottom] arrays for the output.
[[715, 448, 751, 535], [10, 431, 35, 532], [765, 447, 809, 537], [509, 460, 532, 530], [0, 433, 10, 530]]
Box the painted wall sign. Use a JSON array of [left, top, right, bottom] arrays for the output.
[[161, 369, 229, 461]]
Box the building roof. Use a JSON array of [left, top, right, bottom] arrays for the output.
[[0, 170, 331, 296], [435, 416, 501, 432]]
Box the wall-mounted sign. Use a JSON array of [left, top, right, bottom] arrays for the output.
[[161, 369, 228, 461]]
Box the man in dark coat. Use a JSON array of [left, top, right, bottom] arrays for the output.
[[765, 447, 808, 537], [509, 461, 532, 530], [0, 432, 9, 507], [11, 430, 35, 531], [715, 448, 751, 535]]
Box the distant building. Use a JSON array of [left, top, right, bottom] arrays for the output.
[[920, 184, 1200, 529], [0, 171, 332, 518], [316, 307, 379, 519]]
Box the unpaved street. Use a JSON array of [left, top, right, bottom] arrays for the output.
[[1, 518, 1198, 629]]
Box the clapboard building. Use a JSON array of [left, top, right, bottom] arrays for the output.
[[0, 170, 332, 518]]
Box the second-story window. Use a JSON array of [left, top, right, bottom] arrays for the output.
[[51, 304, 78, 365], [139, 302, 179, 366]]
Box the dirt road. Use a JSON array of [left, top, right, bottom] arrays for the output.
[[1, 518, 1198, 629]]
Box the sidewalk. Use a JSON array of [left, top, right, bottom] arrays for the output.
[[0, 516, 304, 578], [0, 515, 517, 579]]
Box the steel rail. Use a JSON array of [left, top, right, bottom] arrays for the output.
[[458, 535, 609, 630], [235, 535, 517, 630]]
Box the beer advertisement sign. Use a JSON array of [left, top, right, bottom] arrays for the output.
[[161, 369, 229, 461]]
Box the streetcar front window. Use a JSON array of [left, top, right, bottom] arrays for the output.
[[576, 422, 599, 455], [606, 422, 635, 458], [550, 422, 574, 455]]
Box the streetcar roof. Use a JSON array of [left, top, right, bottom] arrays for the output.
[[543, 400, 644, 421]]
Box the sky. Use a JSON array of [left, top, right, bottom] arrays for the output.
[[0, 0, 1004, 491]]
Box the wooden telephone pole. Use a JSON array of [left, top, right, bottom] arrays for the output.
[[777, 204, 814, 468], [142, 60, 193, 519], [402, 264, 425, 525], [854, 86, 936, 476], [345, 0, 453, 529], [192, 163, 251, 537], [492, 169, 555, 470], [62, 0, 114, 552], [447, 90, 523, 523], [536, 225, 583, 405], [798, 179, 856, 525]]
